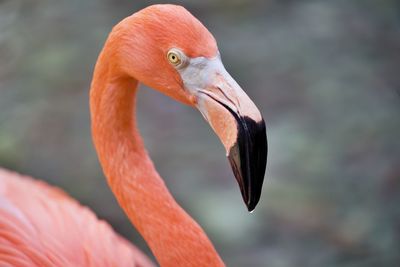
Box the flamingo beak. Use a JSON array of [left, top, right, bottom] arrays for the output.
[[179, 55, 268, 211]]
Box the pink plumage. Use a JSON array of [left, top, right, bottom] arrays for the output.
[[0, 168, 154, 267]]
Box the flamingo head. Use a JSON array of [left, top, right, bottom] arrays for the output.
[[112, 4, 267, 211]]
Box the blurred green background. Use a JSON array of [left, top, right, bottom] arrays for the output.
[[1, 0, 399, 266]]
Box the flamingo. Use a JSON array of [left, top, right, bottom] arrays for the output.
[[0, 4, 267, 267]]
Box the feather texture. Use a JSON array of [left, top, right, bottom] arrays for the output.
[[0, 168, 154, 267]]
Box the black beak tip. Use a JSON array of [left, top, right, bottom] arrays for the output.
[[227, 116, 268, 212], [246, 194, 261, 213], [246, 201, 257, 213]]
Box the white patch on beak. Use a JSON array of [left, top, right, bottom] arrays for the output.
[[177, 54, 262, 122], [178, 55, 222, 94]]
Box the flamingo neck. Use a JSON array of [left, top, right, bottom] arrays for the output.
[[89, 54, 224, 267]]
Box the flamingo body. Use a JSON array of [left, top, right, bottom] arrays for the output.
[[0, 168, 153, 267], [0, 4, 267, 267]]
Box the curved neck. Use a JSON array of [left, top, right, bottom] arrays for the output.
[[89, 51, 224, 267]]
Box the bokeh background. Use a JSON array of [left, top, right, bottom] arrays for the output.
[[1, 0, 399, 266]]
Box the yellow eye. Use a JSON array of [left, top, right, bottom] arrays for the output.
[[167, 50, 181, 66]]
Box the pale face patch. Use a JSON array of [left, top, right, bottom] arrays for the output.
[[175, 53, 262, 123]]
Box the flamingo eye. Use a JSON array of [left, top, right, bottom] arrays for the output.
[[167, 49, 183, 66]]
